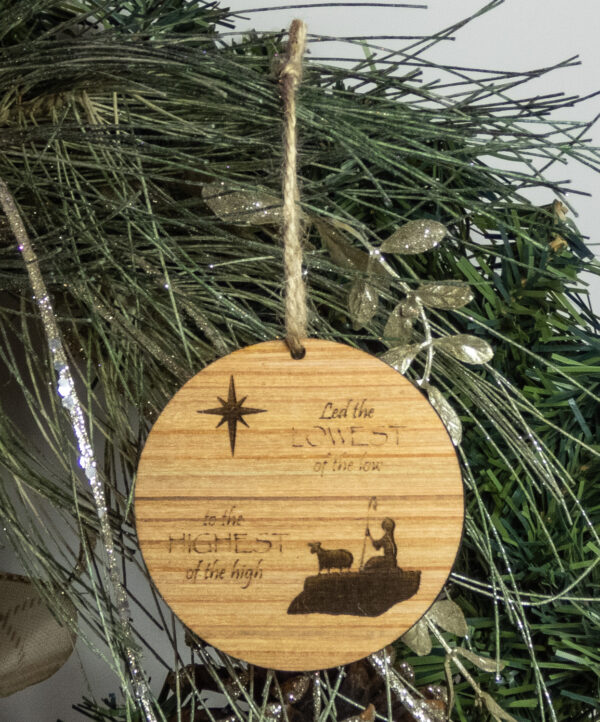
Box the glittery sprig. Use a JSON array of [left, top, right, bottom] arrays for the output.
[[369, 648, 445, 722], [0, 180, 157, 722]]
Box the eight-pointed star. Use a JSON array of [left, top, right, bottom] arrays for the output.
[[197, 375, 266, 456]]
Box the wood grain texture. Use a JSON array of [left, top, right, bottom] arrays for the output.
[[135, 339, 464, 671]]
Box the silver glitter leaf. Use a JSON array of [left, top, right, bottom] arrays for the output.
[[481, 692, 519, 722], [401, 620, 432, 656], [427, 385, 462, 445], [455, 648, 505, 673], [381, 219, 448, 255], [202, 182, 282, 225], [381, 344, 421, 374], [348, 279, 378, 328], [428, 600, 468, 637], [384, 304, 414, 343], [417, 283, 473, 310], [434, 334, 493, 365]]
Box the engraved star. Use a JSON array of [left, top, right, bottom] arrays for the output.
[[197, 375, 266, 457]]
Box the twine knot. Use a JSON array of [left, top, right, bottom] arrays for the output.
[[279, 20, 307, 86]]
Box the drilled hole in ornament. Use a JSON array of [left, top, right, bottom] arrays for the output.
[[286, 340, 306, 360]]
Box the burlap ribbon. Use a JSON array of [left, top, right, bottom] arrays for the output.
[[0, 573, 77, 697]]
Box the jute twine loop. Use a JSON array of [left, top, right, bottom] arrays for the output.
[[280, 19, 307, 359]]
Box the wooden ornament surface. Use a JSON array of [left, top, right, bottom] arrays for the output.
[[135, 339, 464, 671]]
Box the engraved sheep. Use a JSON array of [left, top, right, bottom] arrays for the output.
[[308, 542, 353, 573]]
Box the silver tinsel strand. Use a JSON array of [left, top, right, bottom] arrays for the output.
[[0, 181, 158, 722], [369, 649, 444, 722]]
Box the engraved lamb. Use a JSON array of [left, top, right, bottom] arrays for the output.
[[308, 542, 353, 573]]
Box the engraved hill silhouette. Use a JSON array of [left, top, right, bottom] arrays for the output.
[[287, 521, 421, 617]]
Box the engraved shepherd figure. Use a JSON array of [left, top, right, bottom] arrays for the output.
[[289, 506, 420, 617], [308, 542, 353, 573], [364, 517, 398, 570]]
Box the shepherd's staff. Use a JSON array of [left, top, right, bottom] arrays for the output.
[[359, 496, 377, 570]]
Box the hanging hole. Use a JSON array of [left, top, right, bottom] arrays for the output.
[[291, 345, 306, 360], [286, 338, 306, 359]]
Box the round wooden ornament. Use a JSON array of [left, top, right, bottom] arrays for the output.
[[135, 339, 464, 671]]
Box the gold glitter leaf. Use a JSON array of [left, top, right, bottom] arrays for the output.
[[260, 702, 283, 722], [348, 279, 378, 328], [316, 219, 388, 281], [381, 219, 448, 255], [381, 344, 421, 374], [280, 674, 310, 704], [428, 600, 468, 637], [399, 294, 421, 318], [427, 385, 462, 445], [383, 305, 414, 343], [434, 334, 493, 364], [401, 620, 432, 656], [455, 648, 505, 673], [417, 283, 473, 310], [315, 218, 369, 272], [202, 182, 282, 225]]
